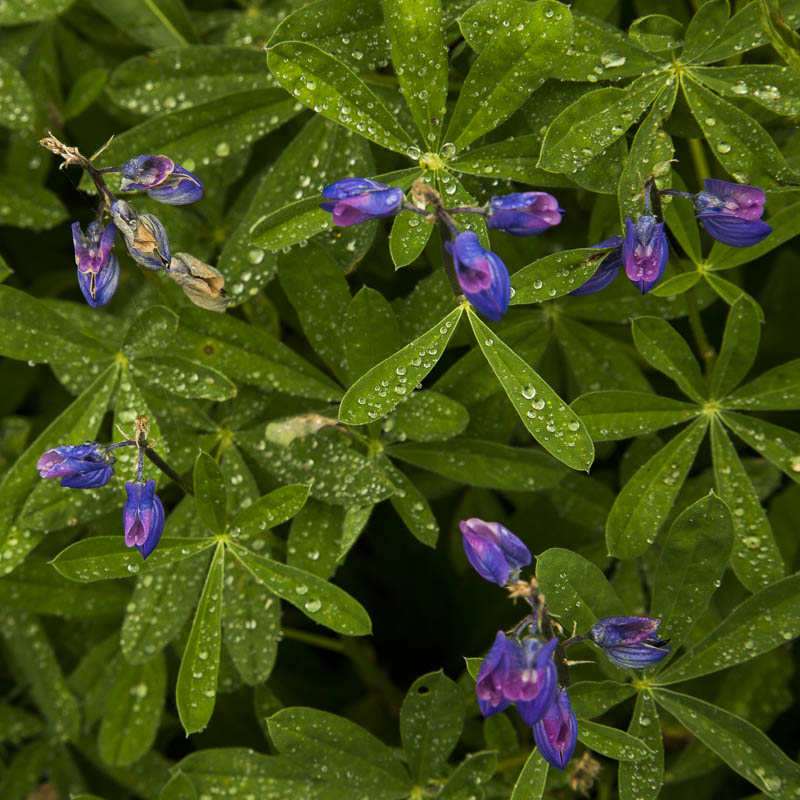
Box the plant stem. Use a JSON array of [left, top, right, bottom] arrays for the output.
[[686, 287, 717, 375], [688, 137, 711, 183], [282, 627, 346, 653], [144, 448, 194, 495]]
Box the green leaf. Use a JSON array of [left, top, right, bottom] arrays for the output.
[[400, 671, 463, 784], [445, 0, 573, 150], [108, 46, 269, 115], [711, 418, 784, 590], [571, 391, 699, 441], [343, 286, 403, 381], [657, 572, 800, 685], [538, 73, 665, 175], [629, 14, 684, 54], [382, 459, 439, 547], [606, 417, 709, 559], [158, 772, 197, 800], [0, 0, 75, 24], [232, 544, 372, 636], [682, 74, 791, 186], [338, 504, 373, 561], [176, 542, 225, 735], [0, 176, 69, 229], [387, 391, 469, 442], [662, 172, 703, 266], [632, 316, 706, 402], [653, 689, 800, 798], [650, 493, 733, 651], [222, 557, 280, 685], [63, 67, 108, 120], [619, 693, 663, 800], [439, 751, 497, 798], [51, 537, 216, 582], [511, 248, 607, 305], [388, 439, 566, 491], [87, 0, 196, 47], [578, 720, 653, 761], [286, 498, 344, 576], [389, 202, 434, 269], [569, 681, 637, 720], [511, 749, 548, 800], [339, 306, 463, 425], [692, 64, 800, 118], [722, 411, 800, 484], [267, 41, 414, 153], [230, 484, 310, 540], [0, 739, 52, 800], [193, 452, 227, 535], [96, 89, 298, 169], [681, 0, 730, 62], [131, 356, 236, 402], [756, 0, 800, 77], [535, 547, 625, 632], [269, 707, 411, 796], [98, 654, 166, 766], [0, 612, 80, 740], [0, 57, 34, 130], [384, 0, 447, 145], [649, 271, 701, 297], [726, 359, 800, 410], [468, 309, 595, 471]]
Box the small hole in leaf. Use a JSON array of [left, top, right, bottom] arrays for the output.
[[417, 686, 430, 696]]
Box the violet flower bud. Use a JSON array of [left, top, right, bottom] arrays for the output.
[[694, 179, 771, 247], [110, 199, 171, 271], [120, 154, 204, 205], [123, 479, 165, 560], [590, 616, 671, 670], [622, 215, 668, 294], [168, 252, 229, 313], [445, 231, 511, 322], [460, 517, 531, 586], [71, 221, 120, 307], [487, 192, 564, 236], [475, 631, 516, 718], [533, 688, 578, 770], [37, 442, 115, 489], [320, 178, 404, 226], [570, 235, 624, 296]]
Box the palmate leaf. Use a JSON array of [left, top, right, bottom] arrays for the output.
[[343, 287, 403, 382], [619, 693, 663, 800], [511, 749, 548, 800], [510, 248, 606, 305], [726, 358, 800, 410], [681, 0, 730, 63], [577, 721, 652, 761], [569, 681, 637, 720], [193, 452, 227, 535]]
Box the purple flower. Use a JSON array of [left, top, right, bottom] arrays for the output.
[[320, 178, 404, 226], [694, 179, 771, 247], [487, 192, 563, 236], [570, 235, 624, 296], [533, 688, 578, 770], [37, 442, 114, 489], [120, 154, 204, 205], [110, 199, 171, 271], [71, 221, 120, 307], [475, 632, 558, 726], [622, 215, 669, 294], [123, 479, 165, 559], [590, 616, 671, 670], [460, 517, 531, 586], [445, 231, 511, 321]]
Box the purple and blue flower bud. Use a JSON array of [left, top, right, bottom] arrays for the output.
[[120, 154, 204, 205], [486, 192, 563, 236], [460, 517, 531, 586], [37, 442, 115, 489], [622, 215, 669, 294], [123, 478, 165, 560], [320, 178, 404, 227], [71, 221, 120, 307], [590, 616, 671, 670], [110, 199, 171, 271], [693, 179, 771, 247], [533, 688, 578, 770], [446, 232, 511, 322], [570, 235, 624, 296], [475, 631, 515, 718]]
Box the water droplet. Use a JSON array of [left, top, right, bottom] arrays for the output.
[[716, 142, 732, 154]]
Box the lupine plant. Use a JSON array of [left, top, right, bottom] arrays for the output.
[[1, 0, 800, 799]]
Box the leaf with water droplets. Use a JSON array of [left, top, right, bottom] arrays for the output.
[[287, 497, 343, 577], [536, 547, 625, 632], [692, 65, 800, 118], [131, 356, 236, 402], [653, 689, 800, 798], [619, 692, 663, 800], [386, 390, 469, 442], [711, 419, 784, 591], [439, 751, 497, 797], [722, 411, 800, 484], [512, 248, 608, 306], [339, 305, 462, 425], [650, 493, 733, 653], [606, 417, 708, 559], [176, 542, 225, 735], [389, 199, 434, 269], [569, 680, 637, 720], [343, 286, 403, 382], [0, 0, 76, 24], [726, 358, 800, 410], [87, 0, 197, 47], [447, 0, 573, 150], [511, 748, 548, 800], [756, 0, 800, 78], [401, 671, 463, 784], [0, 57, 34, 131], [381, 458, 439, 547], [711, 295, 762, 399], [468, 309, 594, 471], [158, 771, 197, 800], [578, 720, 653, 761], [193, 451, 227, 535], [230, 484, 310, 543], [681, 0, 730, 62], [231, 543, 372, 635]]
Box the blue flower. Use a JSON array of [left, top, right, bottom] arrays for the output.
[[590, 616, 671, 670], [487, 192, 563, 236], [569, 235, 624, 296], [123, 479, 165, 559], [694, 179, 771, 247], [37, 442, 115, 489], [71, 221, 120, 307], [110, 199, 171, 271], [460, 517, 531, 586], [533, 688, 578, 770], [320, 178, 404, 226], [622, 215, 669, 294], [120, 154, 204, 205], [446, 231, 511, 321]]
